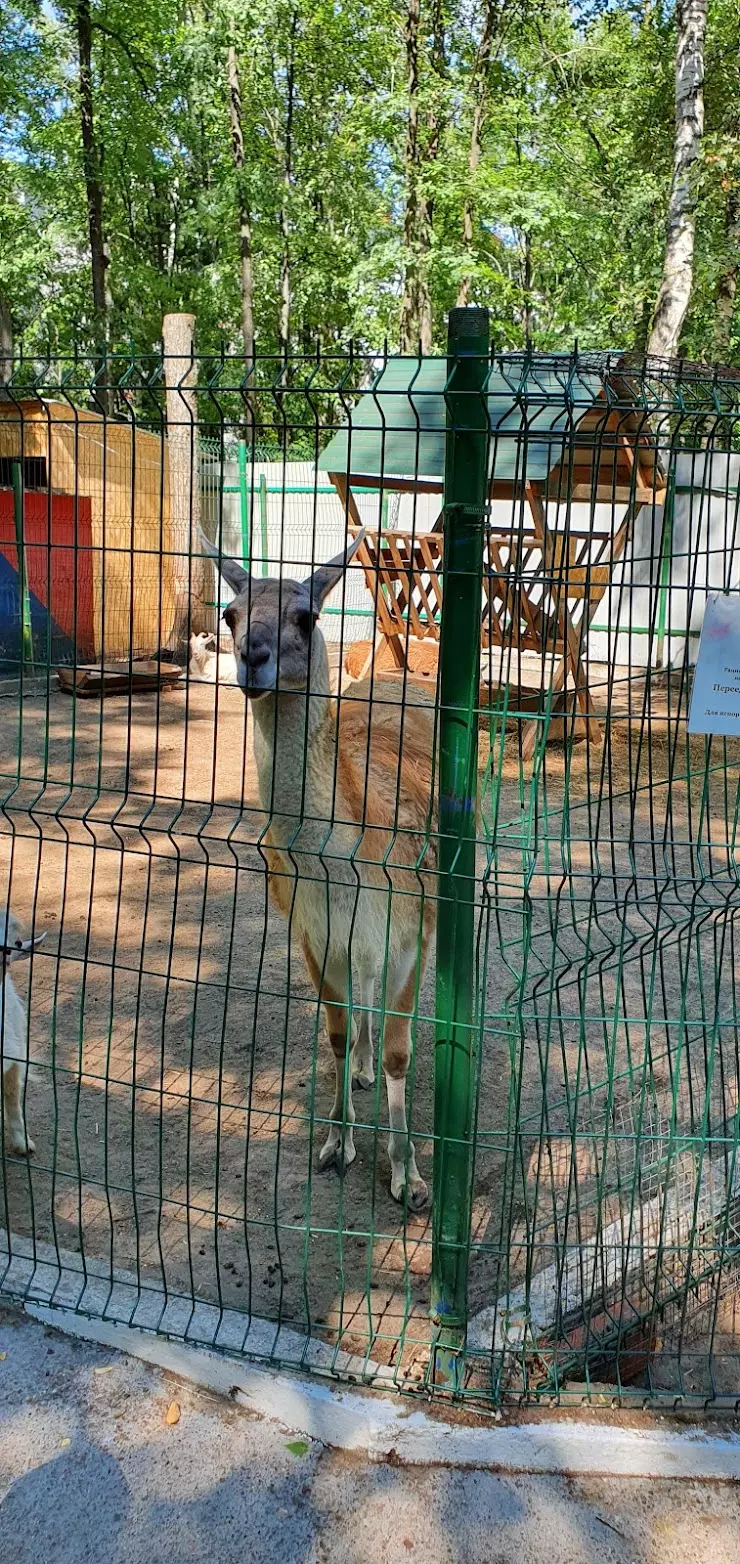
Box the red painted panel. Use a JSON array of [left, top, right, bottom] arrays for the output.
[[0, 491, 95, 657]]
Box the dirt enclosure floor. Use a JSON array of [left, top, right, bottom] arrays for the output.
[[1, 663, 740, 1398]]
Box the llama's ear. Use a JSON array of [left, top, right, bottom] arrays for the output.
[[305, 529, 365, 613], [198, 528, 250, 595]]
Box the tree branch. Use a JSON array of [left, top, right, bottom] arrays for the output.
[[90, 21, 154, 95]]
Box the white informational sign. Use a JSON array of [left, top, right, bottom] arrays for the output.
[[688, 592, 740, 736]]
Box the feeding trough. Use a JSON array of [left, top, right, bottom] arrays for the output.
[[57, 659, 183, 698]]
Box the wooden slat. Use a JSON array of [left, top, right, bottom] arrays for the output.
[[329, 471, 364, 528], [526, 483, 601, 750], [570, 483, 663, 504], [346, 474, 444, 495], [545, 462, 638, 492]]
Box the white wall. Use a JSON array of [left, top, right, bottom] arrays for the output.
[[202, 449, 740, 667], [201, 458, 379, 644], [587, 450, 740, 670]]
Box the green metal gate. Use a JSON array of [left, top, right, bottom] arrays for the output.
[[2, 326, 740, 1410]]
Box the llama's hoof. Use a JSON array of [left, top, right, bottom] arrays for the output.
[[352, 1067, 375, 1091], [391, 1174, 428, 1212], [6, 1134, 34, 1157], [318, 1133, 356, 1175], [350, 1045, 374, 1090]]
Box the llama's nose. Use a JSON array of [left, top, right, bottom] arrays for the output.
[[248, 639, 270, 670]]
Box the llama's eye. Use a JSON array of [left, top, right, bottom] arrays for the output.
[[294, 608, 313, 637]]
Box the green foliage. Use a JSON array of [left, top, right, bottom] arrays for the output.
[[0, 0, 737, 361]]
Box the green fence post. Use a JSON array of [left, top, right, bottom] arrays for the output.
[[11, 460, 33, 667], [237, 439, 250, 568], [655, 471, 675, 671], [431, 305, 490, 1386], [259, 471, 269, 576]]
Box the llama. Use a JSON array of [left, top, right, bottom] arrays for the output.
[[0, 913, 45, 1156], [200, 529, 435, 1209], [189, 632, 239, 684]]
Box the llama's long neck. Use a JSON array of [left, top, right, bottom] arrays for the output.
[[250, 636, 336, 844]]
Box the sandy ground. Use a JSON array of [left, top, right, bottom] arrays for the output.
[[1, 1305, 740, 1564], [1, 667, 740, 1393]]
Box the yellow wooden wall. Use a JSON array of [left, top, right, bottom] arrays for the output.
[[0, 399, 177, 660]]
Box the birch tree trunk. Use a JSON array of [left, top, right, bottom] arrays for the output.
[[227, 43, 255, 378], [647, 0, 707, 360], [457, 0, 499, 308], [163, 312, 210, 650]]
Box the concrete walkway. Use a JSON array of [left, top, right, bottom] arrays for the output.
[[0, 1303, 739, 1564]]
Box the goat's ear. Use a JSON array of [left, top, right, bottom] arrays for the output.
[[198, 528, 250, 596], [6, 931, 46, 965], [305, 529, 365, 613]]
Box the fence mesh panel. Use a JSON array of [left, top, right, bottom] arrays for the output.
[[1, 342, 740, 1409]]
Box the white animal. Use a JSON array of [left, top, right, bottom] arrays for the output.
[[200, 529, 436, 1210], [0, 913, 45, 1157], [188, 632, 238, 684]]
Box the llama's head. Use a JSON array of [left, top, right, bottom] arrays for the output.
[[198, 530, 364, 699]]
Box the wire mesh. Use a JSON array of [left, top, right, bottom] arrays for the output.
[[1, 343, 740, 1409]]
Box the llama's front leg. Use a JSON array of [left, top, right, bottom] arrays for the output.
[[302, 943, 356, 1174], [382, 965, 427, 1211], [384, 1071, 426, 1210], [319, 1028, 357, 1174], [2, 1062, 34, 1157]]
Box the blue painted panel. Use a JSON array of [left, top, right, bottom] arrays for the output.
[[0, 548, 77, 675]]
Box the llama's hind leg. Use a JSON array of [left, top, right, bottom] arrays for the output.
[[352, 972, 375, 1089], [302, 943, 356, 1174], [2, 1062, 34, 1157], [382, 957, 427, 1212]]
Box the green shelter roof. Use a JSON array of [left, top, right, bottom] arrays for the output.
[[317, 353, 620, 486]]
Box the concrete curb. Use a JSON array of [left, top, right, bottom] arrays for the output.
[[23, 1301, 740, 1480]]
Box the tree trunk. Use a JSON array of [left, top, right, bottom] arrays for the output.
[[0, 289, 12, 386], [278, 12, 298, 370], [75, 0, 112, 407], [647, 0, 707, 360], [162, 313, 210, 651], [457, 0, 499, 308], [416, 0, 445, 344], [399, 0, 433, 352], [521, 229, 533, 346], [712, 186, 740, 362], [227, 43, 255, 387]]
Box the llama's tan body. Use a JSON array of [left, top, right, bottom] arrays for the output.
[[203, 527, 436, 1207], [260, 678, 435, 967], [252, 665, 436, 1207]]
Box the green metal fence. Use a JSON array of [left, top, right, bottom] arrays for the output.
[[2, 326, 740, 1410]]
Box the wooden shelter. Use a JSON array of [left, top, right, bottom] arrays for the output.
[[318, 354, 666, 751], [0, 397, 177, 662]]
